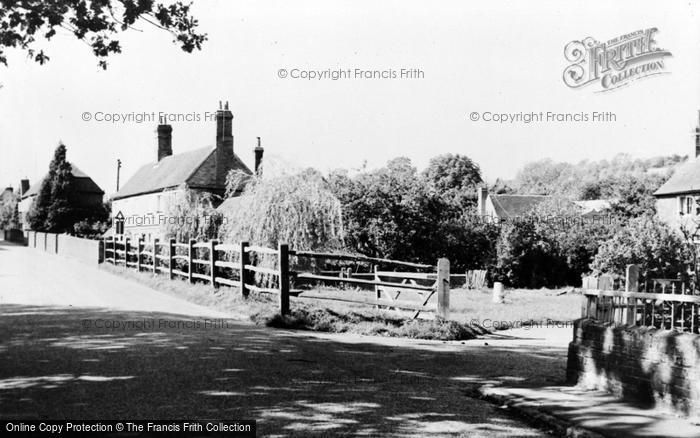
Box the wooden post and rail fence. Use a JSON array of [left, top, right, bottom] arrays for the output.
[[102, 237, 452, 319], [581, 264, 700, 333]]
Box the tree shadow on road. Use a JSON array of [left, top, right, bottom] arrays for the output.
[[0, 304, 574, 437]]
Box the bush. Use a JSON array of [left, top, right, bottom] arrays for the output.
[[591, 215, 690, 281], [494, 198, 616, 288]]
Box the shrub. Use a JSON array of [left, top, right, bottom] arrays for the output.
[[591, 215, 690, 281]]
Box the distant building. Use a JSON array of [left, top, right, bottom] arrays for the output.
[[18, 166, 104, 230], [476, 188, 611, 222], [654, 112, 700, 230], [110, 101, 264, 241]]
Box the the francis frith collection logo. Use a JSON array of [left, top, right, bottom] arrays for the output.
[[563, 28, 672, 92]]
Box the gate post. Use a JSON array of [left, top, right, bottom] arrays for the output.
[[437, 258, 450, 319]]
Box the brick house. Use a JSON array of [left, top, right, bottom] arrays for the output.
[[110, 102, 264, 240], [17, 166, 104, 230], [654, 113, 700, 231]]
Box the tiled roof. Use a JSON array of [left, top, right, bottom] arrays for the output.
[[489, 195, 551, 218], [22, 163, 103, 199], [112, 147, 252, 200], [654, 158, 700, 196]]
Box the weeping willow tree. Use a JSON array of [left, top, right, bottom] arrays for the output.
[[219, 168, 344, 251], [160, 185, 222, 243]]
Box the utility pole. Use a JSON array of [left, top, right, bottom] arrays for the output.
[[116, 159, 122, 192]]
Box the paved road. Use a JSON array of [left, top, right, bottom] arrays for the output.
[[0, 241, 566, 437]]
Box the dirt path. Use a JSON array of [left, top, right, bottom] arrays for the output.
[[0, 241, 567, 437]]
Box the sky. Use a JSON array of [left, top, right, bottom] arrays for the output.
[[1, 0, 699, 196]]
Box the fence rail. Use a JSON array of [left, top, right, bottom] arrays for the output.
[[103, 237, 450, 318], [582, 264, 700, 333]]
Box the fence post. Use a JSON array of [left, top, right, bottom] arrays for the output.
[[437, 258, 450, 319], [153, 238, 159, 274], [374, 265, 380, 308], [188, 239, 196, 283], [169, 238, 175, 280], [125, 238, 130, 268], [240, 241, 250, 297], [103, 238, 108, 263], [625, 264, 640, 325], [278, 243, 290, 315], [210, 239, 218, 288], [136, 237, 143, 272]]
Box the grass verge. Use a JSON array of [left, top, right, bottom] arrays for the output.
[[100, 263, 485, 341]]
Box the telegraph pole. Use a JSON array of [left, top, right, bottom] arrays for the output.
[[116, 159, 122, 192]]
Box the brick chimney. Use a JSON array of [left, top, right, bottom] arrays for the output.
[[695, 111, 700, 157], [216, 101, 234, 185], [157, 116, 173, 161], [477, 187, 488, 216], [254, 137, 264, 176], [20, 179, 29, 196]]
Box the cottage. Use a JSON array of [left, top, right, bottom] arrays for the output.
[[18, 165, 104, 230], [110, 102, 263, 240], [654, 112, 700, 230]]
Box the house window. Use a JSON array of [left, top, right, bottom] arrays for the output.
[[679, 196, 698, 216], [156, 195, 162, 213]]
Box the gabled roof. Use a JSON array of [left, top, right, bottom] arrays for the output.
[[22, 163, 104, 199], [654, 158, 700, 196], [489, 194, 551, 218], [112, 146, 252, 200]]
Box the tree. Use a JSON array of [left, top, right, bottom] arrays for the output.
[[160, 185, 220, 243], [590, 215, 689, 282], [0, 191, 20, 229], [608, 174, 663, 219], [329, 156, 498, 271], [422, 153, 482, 209], [220, 168, 344, 251], [0, 0, 206, 69], [27, 143, 83, 232]]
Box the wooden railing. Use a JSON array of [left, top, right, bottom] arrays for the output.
[[103, 237, 450, 318], [582, 265, 700, 333]]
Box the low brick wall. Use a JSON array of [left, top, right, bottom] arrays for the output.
[[567, 318, 700, 419], [23, 231, 102, 265]]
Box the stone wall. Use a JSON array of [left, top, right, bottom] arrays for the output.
[[567, 318, 700, 420]]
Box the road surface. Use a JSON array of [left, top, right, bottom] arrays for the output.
[[0, 241, 567, 437]]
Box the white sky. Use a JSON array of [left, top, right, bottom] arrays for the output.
[[1, 0, 699, 195]]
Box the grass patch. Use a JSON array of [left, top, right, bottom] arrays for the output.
[[253, 307, 485, 341], [100, 263, 581, 339], [100, 263, 276, 319]]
